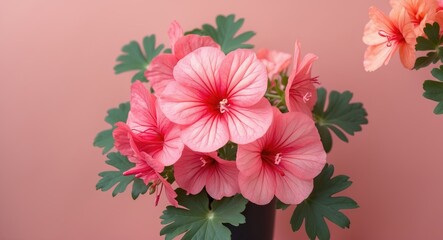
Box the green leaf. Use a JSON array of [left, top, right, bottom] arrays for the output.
[[431, 65, 443, 81], [93, 102, 130, 154], [185, 14, 256, 54], [291, 164, 358, 240], [114, 35, 164, 82], [217, 142, 238, 161], [414, 52, 438, 70], [313, 88, 368, 153], [424, 22, 440, 46], [423, 80, 443, 114], [96, 152, 148, 199], [160, 189, 248, 240], [416, 36, 437, 51]]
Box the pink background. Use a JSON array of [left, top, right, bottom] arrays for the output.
[[1, 0, 443, 239]]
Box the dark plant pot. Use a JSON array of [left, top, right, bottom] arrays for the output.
[[227, 198, 276, 240]]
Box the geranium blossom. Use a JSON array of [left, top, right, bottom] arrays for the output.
[[145, 21, 219, 95], [174, 148, 239, 200], [363, 6, 416, 71], [158, 47, 273, 152], [236, 109, 326, 205], [257, 49, 292, 81], [390, 0, 438, 35], [113, 81, 184, 166], [284, 41, 318, 116]]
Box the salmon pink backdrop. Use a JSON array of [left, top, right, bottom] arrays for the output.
[[1, 0, 443, 239]]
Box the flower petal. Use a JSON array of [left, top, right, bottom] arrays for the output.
[[174, 35, 220, 60], [364, 42, 398, 72], [238, 166, 276, 205], [219, 49, 268, 107], [113, 122, 134, 157], [168, 20, 184, 54], [236, 141, 263, 177], [225, 98, 273, 144], [205, 152, 240, 199], [274, 171, 313, 205], [158, 81, 208, 125], [145, 54, 178, 95], [127, 81, 157, 133], [157, 172, 178, 207], [173, 148, 209, 195], [181, 114, 229, 152]]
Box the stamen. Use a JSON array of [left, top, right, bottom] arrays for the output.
[[219, 99, 229, 113], [303, 92, 312, 103], [378, 30, 393, 47], [274, 153, 282, 165], [200, 157, 207, 167]]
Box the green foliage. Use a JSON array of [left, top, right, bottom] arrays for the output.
[[160, 189, 248, 240], [313, 88, 368, 152], [96, 152, 148, 199], [186, 14, 256, 54], [414, 23, 443, 70], [93, 102, 130, 154], [291, 164, 358, 240], [114, 35, 164, 82], [217, 142, 238, 161], [423, 65, 443, 114]]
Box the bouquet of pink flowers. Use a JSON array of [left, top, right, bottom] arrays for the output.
[[363, 0, 443, 115], [94, 15, 367, 239]]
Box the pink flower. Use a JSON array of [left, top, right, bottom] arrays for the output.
[[113, 81, 184, 166], [158, 47, 273, 152], [236, 108, 326, 205], [174, 148, 239, 200], [390, 0, 438, 35], [256, 49, 292, 80], [363, 6, 417, 71], [122, 151, 178, 207], [284, 41, 318, 116], [145, 21, 219, 95]]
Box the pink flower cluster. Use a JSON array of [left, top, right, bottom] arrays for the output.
[[363, 0, 443, 71], [113, 21, 326, 206]]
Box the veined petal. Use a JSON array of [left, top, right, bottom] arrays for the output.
[[238, 166, 276, 205], [181, 114, 229, 152], [275, 171, 313, 205], [399, 42, 416, 69], [363, 20, 388, 45], [364, 42, 398, 72], [173, 47, 224, 97], [156, 172, 178, 207], [154, 106, 184, 166], [219, 49, 268, 107], [158, 81, 208, 125], [225, 98, 273, 144], [236, 141, 264, 177], [113, 122, 134, 157], [205, 152, 240, 199], [145, 54, 178, 95], [168, 20, 184, 54], [173, 148, 209, 195], [127, 81, 157, 133], [368, 6, 396, 34], [174, 35, 220, 60]]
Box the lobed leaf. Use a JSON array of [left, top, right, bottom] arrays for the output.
[[290, 164, 358, 240], [313, 88, 368, 152]]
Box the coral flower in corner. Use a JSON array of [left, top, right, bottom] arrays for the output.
[[363, 6, 416, 71], [145, 21, 219, 95], [158, 47, 273, 152], [174, 148, 239, 200], [285, 41, 319, 116], [236, 109, 326, 205], [390, 0, 438, 35]]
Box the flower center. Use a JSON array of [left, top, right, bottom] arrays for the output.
[[378, 30, 401, 47], [274, 153, 283, 165], [199, 156, 214, 168], [219, 99, 229, 113]]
